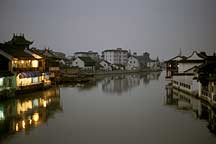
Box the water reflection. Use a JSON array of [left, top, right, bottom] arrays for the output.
[[165, 84, 216, 134], [0, 87, 62, 141], [101, 72, 161, 94]]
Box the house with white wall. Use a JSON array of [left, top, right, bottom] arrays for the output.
[[99, 60, 113, 71], [126, 56, 140, 70], [72, 57, 96, 71], [165, 55, 186, 79]]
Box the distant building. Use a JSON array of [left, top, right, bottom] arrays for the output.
[[72, 56, 96, 71], [74, 51, 99, 61], [147, 58, 161, 70], [102, 48, 128, 66], [135, 52, 151, 69], [126, 52, 160, 70], [126, 56, 140, 70], [99, 60, 113, 71]]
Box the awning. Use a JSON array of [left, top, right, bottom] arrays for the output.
[[19, 71, 42, 79]]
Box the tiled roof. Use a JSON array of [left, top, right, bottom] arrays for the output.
[[78, 56, 96, 66], [4, 34, 33, 45], [0, 46, 35, 59], [103, 48, 128, 53]]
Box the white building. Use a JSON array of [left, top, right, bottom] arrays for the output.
[[178, 51, 206, 73], [126, 56, 140, 70], [102, 48, 128, 66], [72, 57, 96, 71], [171, 51, 207, 95], [99, 60, 113, 71]]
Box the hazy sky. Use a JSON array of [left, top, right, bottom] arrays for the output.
[[0, 0, 216, 60]]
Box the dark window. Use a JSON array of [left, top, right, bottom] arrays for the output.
[[39, 61, 42, 67]]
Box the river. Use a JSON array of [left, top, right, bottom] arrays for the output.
[[0, 71, 216, 144]]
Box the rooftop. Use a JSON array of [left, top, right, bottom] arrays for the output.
[[78, 56, 96, 66]]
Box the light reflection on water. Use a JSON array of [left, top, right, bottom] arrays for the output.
[[0, 71, 216, 144], [0, 87, 62, 142]]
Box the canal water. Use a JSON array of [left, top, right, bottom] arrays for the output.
[[0, 72, 216, 144]]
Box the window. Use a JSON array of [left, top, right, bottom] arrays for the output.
[[0, 78, 3, 86], [32, 60, 39, 68], [39, 61, 42, 67]]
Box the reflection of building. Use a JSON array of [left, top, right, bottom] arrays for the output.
[[165, 84, 216, 134], [0, 87, 62, 139], [101, 72, 161, 94]]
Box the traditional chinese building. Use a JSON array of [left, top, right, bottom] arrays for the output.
[[0, 34, 51, 92], [29, 48, 61, 82], [197, 58, 216, 105]]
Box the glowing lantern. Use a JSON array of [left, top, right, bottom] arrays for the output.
[[32, 112, 39, 122]]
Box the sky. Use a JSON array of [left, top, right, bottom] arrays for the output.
[[0, 0, 216, 60]]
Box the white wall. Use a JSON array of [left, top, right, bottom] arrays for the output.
[[72, 58, 84, 68], [172, 75, 199, 93], [100, 61, 112, 71], [103, 50, 128, 65], [126, 57, 140, 70]]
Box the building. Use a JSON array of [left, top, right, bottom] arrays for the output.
[[72, 56, 96, 71], [197, 60, 216, 105], [126, 56, 140, 70], [126, 52, 161, 71], [29, 48, 61, 82], [165, 51, 216, 106], [165, 55, 186, 79], [74, 51, 99, 61], [0, 71, 16, 97], [102, 48, 128, 66], [0, 34, 51, 91], [169, 51, 206, 95], [99, 60, 113, 71], [147, 57, 161, 70]]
